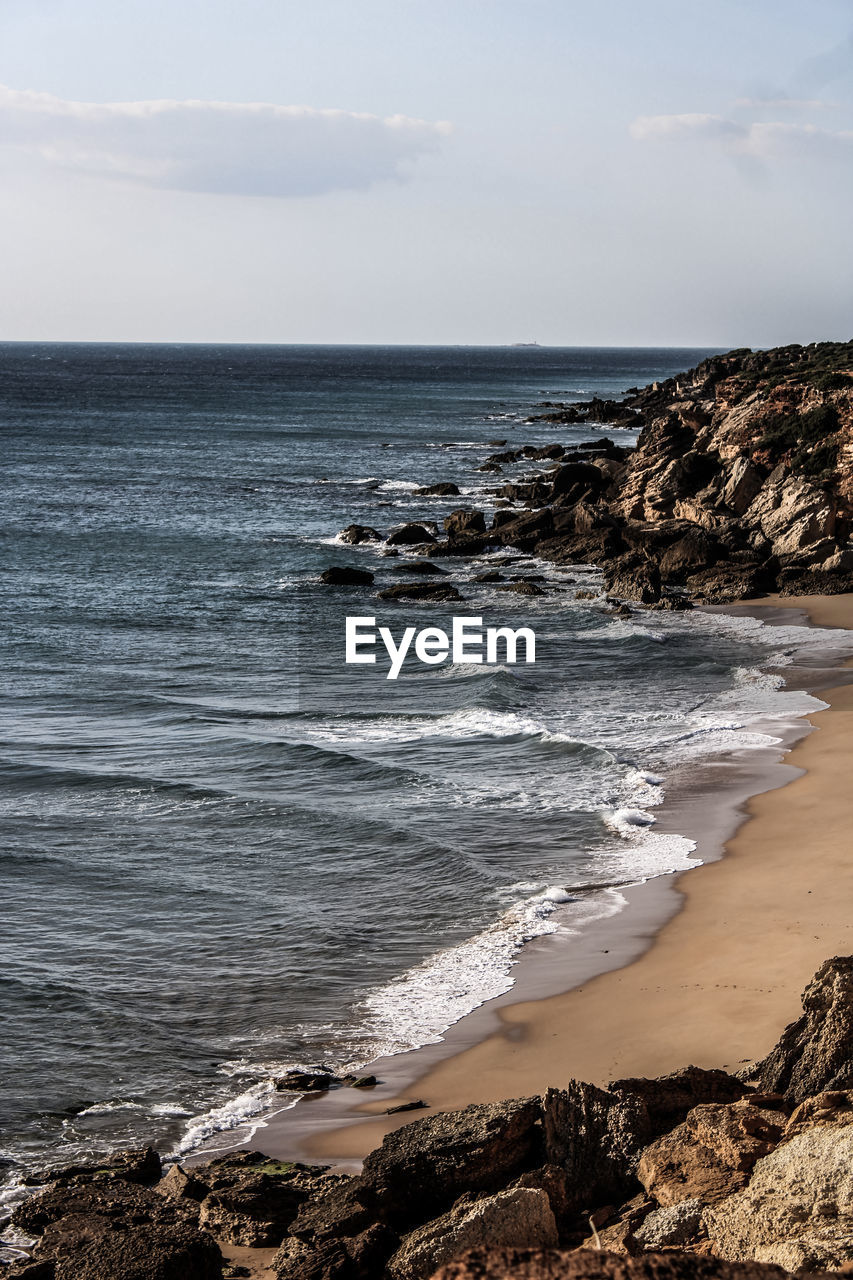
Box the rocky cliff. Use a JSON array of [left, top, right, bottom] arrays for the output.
[[336, 341, 853, 607], [6, 957, 853, 1280]]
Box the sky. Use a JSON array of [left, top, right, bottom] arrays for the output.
[[0, 0, 851, 346]]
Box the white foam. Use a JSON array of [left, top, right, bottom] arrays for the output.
[[173, 1080, 279, 1157], [353, 885, 628, 1060]]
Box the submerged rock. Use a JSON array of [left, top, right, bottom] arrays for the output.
[[320, 567, 374, 586]]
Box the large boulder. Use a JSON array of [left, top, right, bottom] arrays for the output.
[[637, 1098, 787, 1209], [360, 1098, 545, 1229], [542, 1083, 648, 1211], [414, 483, 461, 497], [744, 957, 853, 1102], [21, 1148, 162, 1189], [387, 1188, 557, 1280], [13, 1182, 221, 1280], [273, 1178, 394, 1280], [387, 524, 438, 546], [377, 583, 462, 602], [429, 1246, 803, 1280], [339, 524, 381, 544], [444, 510, 486, 537], [320, 567, 374, 586], [704, 1103, 853, 1270]]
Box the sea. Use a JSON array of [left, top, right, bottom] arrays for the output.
[[1, 343, 847, 1216]]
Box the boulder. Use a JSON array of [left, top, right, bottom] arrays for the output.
[[360, 1097, 545, 1229], [275, 1071, 337, 1091], [387, 524, 438, 546], [496, 580, 545, 596], [721, 459, 765, 515], [387, 1188, 557, 1280], [444, 510, 487, 538], [377, 583, 463, 602], [392, 561, 448, 576], [320, 567, 374, 587], [611, 1069, 752, 1138], [542, 1083, 649, 1211], [429, 1246, 803, 1280], [492, 509, 554, 552], [414, 483, 461, 497], [605, 562, 661, 605], [339, 524, 381, 544], [633, 1199, 705, 1250], [744, 957, 853, 1103], [637, 1099, 787, 1208], [704, 1114, 853, 1270], [274, 1179, 394, 1280], [21, 1147, 162, 1189], [658, 529, 721, 582], [13, 1182, 221, 1280], [684, 563, 772, 603]]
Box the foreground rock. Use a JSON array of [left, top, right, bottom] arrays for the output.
[[430, 1248, 815, 1280], [320, 566, 374, 586], [9, 960, 853, 1278], [744, 957, 853, 1102]]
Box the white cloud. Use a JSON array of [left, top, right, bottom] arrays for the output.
[[0, 84, 451, 197], [630, 112, 853, 160]]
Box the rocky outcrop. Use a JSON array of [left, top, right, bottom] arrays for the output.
[[11, 961, 853, 1278], [430, 1249, 825, 1280], [386, 523, 438, 546], [374, 342, 853, 605], [377, 582, 463, 602], [704, 1114, 853, 1270], [743, 958, 853, 1103]]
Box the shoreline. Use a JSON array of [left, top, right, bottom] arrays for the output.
[[233, 592, 853, 1168]]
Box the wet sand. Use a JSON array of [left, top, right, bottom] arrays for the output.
[[248, 594, 853, 1165]]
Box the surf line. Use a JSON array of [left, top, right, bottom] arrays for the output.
[[345, 615, 536, 680]]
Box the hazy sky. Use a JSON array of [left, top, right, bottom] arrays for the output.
[[1, 0, 852, 345]]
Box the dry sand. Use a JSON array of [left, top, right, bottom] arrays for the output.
[[305, 593, 853, 1160]]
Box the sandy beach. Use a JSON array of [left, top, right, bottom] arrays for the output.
[[290, 593, 853, 1162]]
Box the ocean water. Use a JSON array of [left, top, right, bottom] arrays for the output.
[[0, 344, 845, 1203]]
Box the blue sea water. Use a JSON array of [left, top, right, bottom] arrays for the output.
[[0, 343, 839, 1198]]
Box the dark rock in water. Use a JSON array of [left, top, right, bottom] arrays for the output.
[[496, 580, 545, 596], [340, 1075, 378, 1089], [320, 567, 375, 587], [392, 560, 448, 576], [377, 583, 463, 602], [426, 537, 493, 558], [473, 571, 505, 582], [743, 956, 853, 1103], [361, 1097, 545, 1229], [387, 523, 438, 546], [444, 509, 487, 538], [429, 1246, 805, 1280], [21, 1147, 162, 1189], [275, 1070, 337, 1092], [413, 482, 461, 497], [487, 439, 507, 446], [339, 524, 381, 544], [492, 509, 554, 552], [385, 1100, 429, 1115], [478, 462, 503, 473]]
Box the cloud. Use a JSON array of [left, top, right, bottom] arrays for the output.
[[630, 112, 853, 161], [0, 84, 451, 197]]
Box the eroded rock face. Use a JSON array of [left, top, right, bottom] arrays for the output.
[[704, 1119, 853, 1270], [637, 1099, 787, 1208], [387, 1188, 558, 1280], [744, 957, 853, 1103], [12, 1182, 222, 1280], [429, 1246, 802, 1280], [360, 1098, 545, 1230]]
